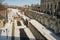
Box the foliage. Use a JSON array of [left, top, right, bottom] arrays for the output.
[[0, 0, 6, 10]]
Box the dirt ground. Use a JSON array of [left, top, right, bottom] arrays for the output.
[[0, 9, 7, 18], [0, 9, 7, 28]]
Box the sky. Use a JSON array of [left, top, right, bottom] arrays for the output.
[[3, 0, 40, 6]]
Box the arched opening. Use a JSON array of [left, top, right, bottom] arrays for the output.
[[58, 2, 60, 10], [56, 2, 60, 18]]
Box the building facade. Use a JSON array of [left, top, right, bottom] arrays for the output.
[[40, 0, 60, 34], [40, 0, 60, 16]]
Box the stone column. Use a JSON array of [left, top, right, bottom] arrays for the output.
[[47, 18, 50, 29], [28, 19, 31, 27], [54, 19, 59, 34]]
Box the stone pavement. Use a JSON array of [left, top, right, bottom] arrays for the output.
[[14, 19, 35, 40], [0, 22, 13, 40]]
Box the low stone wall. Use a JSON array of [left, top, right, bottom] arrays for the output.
[[25, 9, 60, 34], [28, 22, 47, 40]]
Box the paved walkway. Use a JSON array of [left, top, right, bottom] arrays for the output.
[[0, 22, 13, 40], [14, 20, 20, 40], [14, 19, 35, 40]]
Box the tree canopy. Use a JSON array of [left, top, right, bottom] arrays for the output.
[[0, 0, 6, 10]]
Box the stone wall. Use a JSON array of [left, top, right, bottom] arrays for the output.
[[29, 22, 47, 40], [40, 0, 60, 16], [25, 9, 60, 34]]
